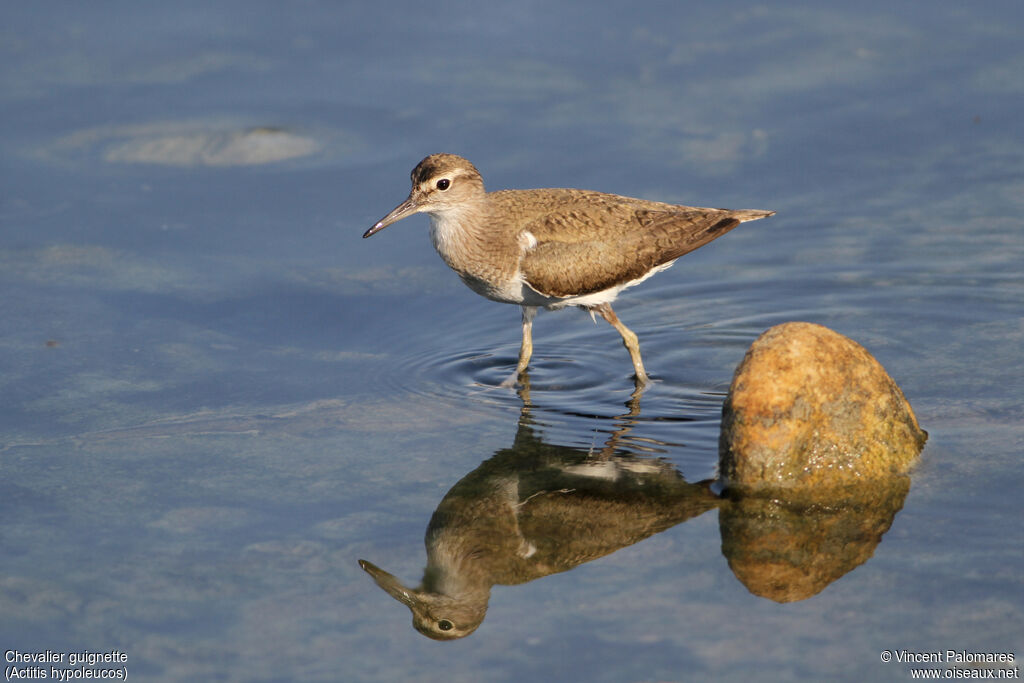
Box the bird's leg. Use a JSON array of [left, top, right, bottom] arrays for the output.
[[501, 306, 537, 387], [593, 303, 650, 385], [516, 306, 537, 375]]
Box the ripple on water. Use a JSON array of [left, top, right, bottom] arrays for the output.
[[380, 327, 732, 482], [385, 341, 613, 410]]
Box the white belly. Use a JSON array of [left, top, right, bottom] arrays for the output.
[[530, 258, 678, 310]]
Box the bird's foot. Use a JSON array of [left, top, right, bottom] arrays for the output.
[[631, 371, 653, 397]]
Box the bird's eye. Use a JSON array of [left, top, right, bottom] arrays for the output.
[[436, 178, 450, 191], [438, 620, 454, 631]]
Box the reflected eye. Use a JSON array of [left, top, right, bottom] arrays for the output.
[[438, 620, 454, 631], [436, 178, 450, 191]]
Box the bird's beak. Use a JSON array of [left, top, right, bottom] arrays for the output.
[[358, 559, 417, 607], [363, 194, 420, 238]]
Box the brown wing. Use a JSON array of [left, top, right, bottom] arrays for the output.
[[519, 200, 748, 298]]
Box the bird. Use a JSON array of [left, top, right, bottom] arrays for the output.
[[364, 153, 773, 385]]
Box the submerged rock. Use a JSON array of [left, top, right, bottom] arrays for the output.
[[719, 322, 927, 491], [103, 125, 318, 166], [40, 120, 322, 167]]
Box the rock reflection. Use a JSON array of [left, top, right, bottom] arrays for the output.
[[359, 393, 719, 640], [719, 476, 911, 603]]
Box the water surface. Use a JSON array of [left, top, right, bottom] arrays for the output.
[[2, 2, 1022, 681]]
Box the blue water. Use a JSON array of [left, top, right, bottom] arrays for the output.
[[2, 2, 1022, 681]]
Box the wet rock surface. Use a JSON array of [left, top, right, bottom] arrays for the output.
[[719, 322, 927, 491]]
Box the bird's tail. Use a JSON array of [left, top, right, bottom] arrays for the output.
[[733, 209, 775, 222]]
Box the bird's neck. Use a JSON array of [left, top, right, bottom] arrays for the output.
[[427, 198, 521, 297], [428, 204, 481, 261], [421, 532, 499, 597]]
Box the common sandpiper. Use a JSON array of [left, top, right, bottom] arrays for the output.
[[364, 154, 773, 386]]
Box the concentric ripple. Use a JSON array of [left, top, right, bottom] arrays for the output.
[[376, 315, 742, 482]]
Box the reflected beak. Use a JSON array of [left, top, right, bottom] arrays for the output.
[[358, 559, 417, 606], [363, 195, 420, 238]]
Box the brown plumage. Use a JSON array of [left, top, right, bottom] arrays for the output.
[[365, 153, 774, 385]]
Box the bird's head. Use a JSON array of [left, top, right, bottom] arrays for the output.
[[358, 559, 487, 640], [364, 153, 486, 238]]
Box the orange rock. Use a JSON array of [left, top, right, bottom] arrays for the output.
[[719, 322, 927, 491]]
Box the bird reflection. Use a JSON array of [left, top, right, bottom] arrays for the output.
[[359, 382, 718, 639], [360, 377, 913, 638]]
